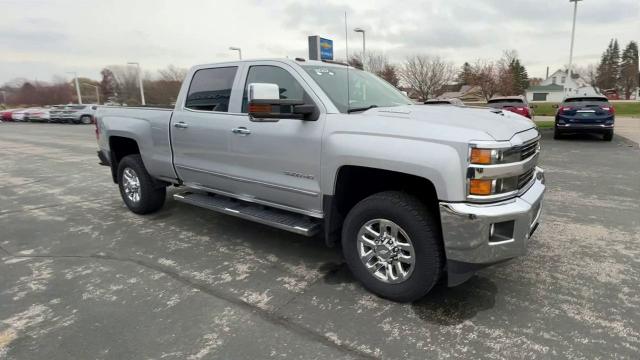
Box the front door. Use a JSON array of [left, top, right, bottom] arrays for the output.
[[227, 63, 324, 216]]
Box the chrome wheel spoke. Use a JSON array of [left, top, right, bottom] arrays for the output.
[[356, 218, 415, 284], [122, 167, 141, 203]]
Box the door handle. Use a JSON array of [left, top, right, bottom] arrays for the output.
[[174, 122, 189, 129], [232, 127, 251, 135]]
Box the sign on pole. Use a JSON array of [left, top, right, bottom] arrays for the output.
[[308, 36, 333, 61]]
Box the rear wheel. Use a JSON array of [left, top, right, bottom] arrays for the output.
[[603, 130, 613, 141], [553, 128, 562, 140], [117, 154, 166, 214], [80, 115, 92, 124], [341, 191, 444, 302]]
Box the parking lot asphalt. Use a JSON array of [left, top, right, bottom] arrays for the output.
[[1, 123, 639, 359]]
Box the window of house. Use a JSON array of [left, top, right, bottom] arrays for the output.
[[532, 93, 547, 101], [241, 65, 305, 113], [561, 76, 566, 83], [185, 67, 238, 112]]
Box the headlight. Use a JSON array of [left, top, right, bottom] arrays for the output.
[[469, 147, 520, 165], [469, 177, 519, 196], [467, 139, 540, 201]]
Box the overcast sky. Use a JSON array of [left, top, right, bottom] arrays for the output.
[[1, 0, 638, 84]]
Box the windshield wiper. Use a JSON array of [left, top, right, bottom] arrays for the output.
[[347, 105, 378, 113]]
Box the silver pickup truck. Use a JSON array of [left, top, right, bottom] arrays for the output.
[[96, 59, 545, 302]]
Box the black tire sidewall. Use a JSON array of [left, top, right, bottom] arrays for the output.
[[342, 192, 443, 302], [117, 155, 166, 214]]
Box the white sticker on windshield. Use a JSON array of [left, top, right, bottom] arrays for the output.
[[314, 68, 335, 76]]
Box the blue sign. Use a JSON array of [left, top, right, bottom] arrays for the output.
[[319, 37, 333, 60]]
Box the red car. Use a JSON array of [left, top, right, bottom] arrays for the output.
[[487, 96, 534, 119], [1, 109, 18, 121]]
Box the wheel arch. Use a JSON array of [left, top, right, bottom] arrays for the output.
[[323, 165, 442, 247]]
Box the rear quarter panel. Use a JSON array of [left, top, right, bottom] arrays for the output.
[[97, 107, 177, 181]]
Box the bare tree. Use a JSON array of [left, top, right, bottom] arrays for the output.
[[469, 60, 500, 101], [400, 55, 455, 100], [158, 65, 187, 82], [106, 65, 142, 105]]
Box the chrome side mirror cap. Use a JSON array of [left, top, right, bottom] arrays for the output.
[[248, 83, 280, 102]]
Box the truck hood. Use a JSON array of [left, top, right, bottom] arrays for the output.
[[369, 104, 536, 141]]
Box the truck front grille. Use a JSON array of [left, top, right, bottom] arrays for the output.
[[520, 140, 539, 160], [518, 168, 535, 189]]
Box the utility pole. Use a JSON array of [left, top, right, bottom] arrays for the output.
[[229, 47, 242, 60], [67, 71, 83, 104], [84, 83, 100, 104], [567, 0, 582, 95], [127, 62, 146, 106]]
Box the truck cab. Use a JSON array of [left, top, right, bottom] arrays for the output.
[[96, 59, 545, 302]]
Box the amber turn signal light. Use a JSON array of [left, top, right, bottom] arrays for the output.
[[248, 103, 272, 113], [470, 148, 492, 164], [469, 179, 493, 195]]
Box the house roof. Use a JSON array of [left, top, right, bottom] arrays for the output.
[[527, 84, 564, 92]]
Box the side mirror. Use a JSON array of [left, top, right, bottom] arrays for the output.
[[247, 83, 317, 121], [551, 104, 559, 109]]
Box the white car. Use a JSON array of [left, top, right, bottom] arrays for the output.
[[25, 108, 50, 122], [11, 109, 30, 121]]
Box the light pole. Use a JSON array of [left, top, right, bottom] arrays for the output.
[[66, 71, 83, 104], [127, 62, 146, 106], [567, 0, 582, 95], [229, 47, 242, 60], [83, 83, 100, 104], [354, 28, 366, 69]]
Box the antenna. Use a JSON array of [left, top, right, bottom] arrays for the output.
[[344, 11, 350, 112]]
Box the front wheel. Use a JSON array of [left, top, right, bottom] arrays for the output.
[[117, 154, 166, 214], [80, 115, 92, 124], [341, 191, 444, 302]]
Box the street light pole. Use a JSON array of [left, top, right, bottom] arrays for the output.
[[67, 71, 83, 104], [83, 83, 100, 104], [354, 28, 366, 69], [229, 47, 242, 60], [127, 62, 146, 106], [567, 0, 582, 95]]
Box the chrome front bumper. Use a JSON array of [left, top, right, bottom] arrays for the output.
[[439, 167, 545, 285]]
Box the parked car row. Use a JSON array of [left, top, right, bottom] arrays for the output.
[[423, 94, 615, 141], [0, 104, 99, 124]]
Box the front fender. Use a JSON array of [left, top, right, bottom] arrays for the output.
[[321, 132, 467, 201]]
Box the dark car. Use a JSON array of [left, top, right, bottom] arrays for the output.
[[487, 96, 534, 119], [554, 96, 614, 141], [424, 98, 464, 106]]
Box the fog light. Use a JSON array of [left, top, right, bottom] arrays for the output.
[[489, 220, 515, 243]]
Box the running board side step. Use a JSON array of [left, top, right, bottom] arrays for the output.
[[173, 191, 322, 236]]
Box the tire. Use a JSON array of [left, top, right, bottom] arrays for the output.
[[553, 128, 562, 140], [341, 191, 444, 302], [80, 115, 92, 124], [117, 154, 166, 214], [603, 130, 613, 141]]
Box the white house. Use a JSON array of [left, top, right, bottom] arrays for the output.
[[526, 69, 600, 102]]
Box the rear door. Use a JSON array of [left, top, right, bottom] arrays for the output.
[[171, 65, 245, 192]]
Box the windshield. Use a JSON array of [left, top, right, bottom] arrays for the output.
[[488, 98, 524, 104], [301, 65, 412, 113]]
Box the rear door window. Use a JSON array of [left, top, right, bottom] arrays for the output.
[[185, 67, 238, 112], [564, 97, 609, 104]]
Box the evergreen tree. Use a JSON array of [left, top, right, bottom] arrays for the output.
[[457, 62, 473, 85], [620, 41, 639, 99], [596, 39, 622, 90], [509, 59, 529, 94]]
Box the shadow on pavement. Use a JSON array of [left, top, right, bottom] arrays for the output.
[[411, 276, 497, 326]]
